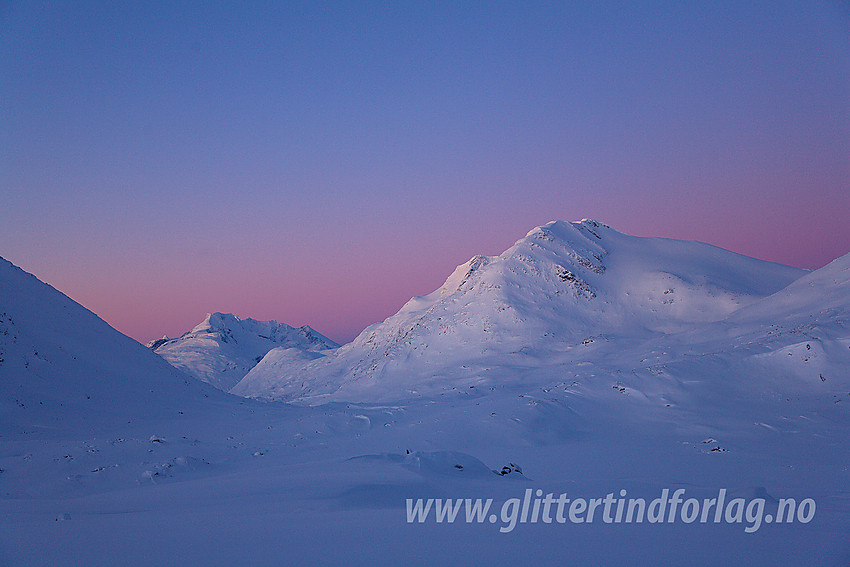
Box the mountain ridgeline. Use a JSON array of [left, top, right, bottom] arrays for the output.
[[149, 313, 338, 391], [230, 220, 820, 403]]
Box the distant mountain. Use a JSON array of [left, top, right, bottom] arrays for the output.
[[0, 257, 223, 431], [231, 219, 806, 402], [150, 312, 338, 391]]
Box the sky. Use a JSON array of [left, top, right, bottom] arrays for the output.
[[2, 1, 849, 345]]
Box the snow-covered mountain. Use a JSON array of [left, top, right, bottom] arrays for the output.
[[231, 219, 806, 402], [703, 250, 850, 391], [150, 312, 338, 391], [0, 257, 226, 432], [729, 250, 850, 325]]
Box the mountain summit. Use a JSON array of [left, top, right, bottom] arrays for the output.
[[231, 219, 805, 402], [150, 312, 338, 391]]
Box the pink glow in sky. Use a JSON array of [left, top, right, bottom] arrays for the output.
[[2, 2, 848, 344]]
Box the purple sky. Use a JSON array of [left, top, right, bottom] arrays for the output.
[[2, 1, 849, 344]]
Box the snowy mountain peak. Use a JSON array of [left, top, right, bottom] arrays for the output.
[[152, 312, 338, 391], [146, 335, 170, 350], [232, 219, 807, 403], [404, 219, 612, 322], [525, 218, 611, 239], [172, 312, 337, 350]]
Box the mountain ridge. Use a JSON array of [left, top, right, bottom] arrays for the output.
[[151, 312, 338, 391], [231, 219, 807, 403]]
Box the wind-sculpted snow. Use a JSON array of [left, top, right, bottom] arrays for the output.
[[232, 219, 806, 403], [151, 312, 338, 390]]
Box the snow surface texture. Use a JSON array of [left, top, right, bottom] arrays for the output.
[[150, 312, 338, 391], [2, 220, 849, 566]]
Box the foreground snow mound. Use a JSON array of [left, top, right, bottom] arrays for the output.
[[0, 257, 225, 431], [151, 312, 338, 390], [232, 219, 805, 402]]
